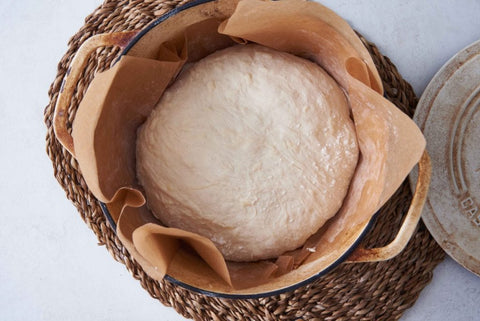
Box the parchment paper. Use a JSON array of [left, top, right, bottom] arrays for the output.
[[71, 0, 425, 290]]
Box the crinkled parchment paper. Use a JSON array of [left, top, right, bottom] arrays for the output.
[[71, 0, 425, 290]]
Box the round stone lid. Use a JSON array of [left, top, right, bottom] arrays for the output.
[[411, 40, 480, 276]]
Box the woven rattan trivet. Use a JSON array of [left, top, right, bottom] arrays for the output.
[[44, 1, 445, 320]]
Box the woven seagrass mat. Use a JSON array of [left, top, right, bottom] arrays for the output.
[[44, 0, 446, 320]]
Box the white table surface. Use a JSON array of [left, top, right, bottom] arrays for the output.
[[1, 0, 479, 320]]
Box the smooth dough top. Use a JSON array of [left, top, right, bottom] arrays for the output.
[[136, 44, 358, 262]]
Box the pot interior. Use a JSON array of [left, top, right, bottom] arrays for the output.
[[115, 0, 374, 298]]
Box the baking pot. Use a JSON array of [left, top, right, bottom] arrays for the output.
[[52, 0, 431, 298]]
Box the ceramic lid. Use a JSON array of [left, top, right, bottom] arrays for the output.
[[411, 40, 480, 276]]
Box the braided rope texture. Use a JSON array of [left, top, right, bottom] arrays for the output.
[[44, 1, 445, 320]]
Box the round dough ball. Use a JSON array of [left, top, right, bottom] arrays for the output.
[[136, 44, 358, 262]]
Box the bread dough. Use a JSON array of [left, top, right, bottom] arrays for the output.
[[136, 44, 358, 262]]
